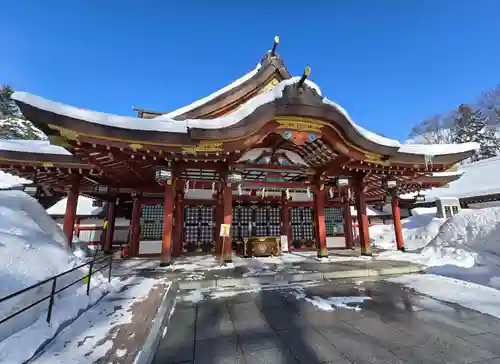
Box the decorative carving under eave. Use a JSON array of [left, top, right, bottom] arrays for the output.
[[181, 142, 224, 154], [48, 135, 72, 148], [260, 78, 280, 94], [48, 124, 79, 140], [276, 119, 323, 133], [129, 144, 143, 151], [280, 130, 321, 146]]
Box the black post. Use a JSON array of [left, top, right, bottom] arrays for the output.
[[86, 260, 94, 296], [108, 255, 112, 283], [46, 278, 57, 323]]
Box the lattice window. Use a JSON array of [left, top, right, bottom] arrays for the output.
[[183, 205, 215, 252], [325, 207, 344, 235], [140, 204, 164, 241], [290, 207, 316, 248]]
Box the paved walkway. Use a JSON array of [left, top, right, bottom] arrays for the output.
[[33, 276, 169, 364], [154, 280, 500, 364], [114, 251, 421, 291]]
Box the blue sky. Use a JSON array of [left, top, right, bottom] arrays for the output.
[[1, 1, 499, 141]]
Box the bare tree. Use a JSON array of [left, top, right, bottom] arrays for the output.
[[477, 84, 500, 126], [407, 112, 456, 144]]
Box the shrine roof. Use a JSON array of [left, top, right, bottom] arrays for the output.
[[11, 79, 479, 166], [133, 37, 292, 120]]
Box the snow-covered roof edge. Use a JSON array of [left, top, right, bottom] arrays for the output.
[[322, 98, 480, 156], [12, 77, 322, 134], [14, 84, 478, 157], [158, 63, 262, 119], [0, 139, 71, 155], [46, 196, 104, 216]]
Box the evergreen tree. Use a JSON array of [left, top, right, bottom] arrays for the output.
[[0, 84, 46, 140], [453, 104, 500, 162]]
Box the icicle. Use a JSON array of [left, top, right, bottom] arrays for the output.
[[329, 187, 334, 199], [184, 180, 190, 195], [424, 154, 434, 171], [238, 184, 243, 196], [211, 181, 216, 196], [306, 187, 311, 199], [285, 188, 291, 200]]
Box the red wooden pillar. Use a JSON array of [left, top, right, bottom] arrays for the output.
[[62, 174, 80, 247], [160, 183, 174, 266], [314, 186, 328, 258], [129, 195, 141, 257], [215, 189, 224, 254], [104, 199, 117, 254], [222, 184, 233, 262], [391, 189, 405, 251], [281, 191, 292, 252], [354, 178, 372, 256], [172, 190, 184, 257], [342, 189, 354, 249]]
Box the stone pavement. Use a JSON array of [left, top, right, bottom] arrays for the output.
[[114, 251, 422, 291], [154, 280, 500, 364]]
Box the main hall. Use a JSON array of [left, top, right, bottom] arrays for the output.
[[1, 37, 477, 265]]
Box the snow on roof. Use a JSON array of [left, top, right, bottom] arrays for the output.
[[416, 156, 500, 201], [14, 85, 478, 156], [351, 205, 391, 217], [322, 98, 479, 156], [46, 195, 103, 216], [0, 170, 31, 189], [159, 63, 262, 119], [0, 139, 71, 155], [12, 77, 322, 134]]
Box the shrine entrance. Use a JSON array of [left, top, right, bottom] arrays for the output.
[[290, 206, 316, 249], [183, 204, 216, 253]]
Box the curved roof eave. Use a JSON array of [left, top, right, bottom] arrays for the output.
[[165, 53, 292, 120], [12, 80, 478, 166]]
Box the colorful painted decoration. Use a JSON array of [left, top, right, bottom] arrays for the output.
[[281, 130, 320, 146]]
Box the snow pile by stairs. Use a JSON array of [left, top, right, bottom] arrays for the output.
[[0, 190, 116, 362]]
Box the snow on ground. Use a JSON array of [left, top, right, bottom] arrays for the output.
[[0, 190, 116, 362], [370, 207, 445, 251], [291, 288, 371, 312], [31, 277, 169, 364], [388, 274, 500, 319]]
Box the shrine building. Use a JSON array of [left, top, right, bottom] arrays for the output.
[[2, 37, 478, 265]]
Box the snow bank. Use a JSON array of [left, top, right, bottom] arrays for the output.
[[0, 190, 113, 359], [370, 209, 445, 251], [389, 274, 500, 320]]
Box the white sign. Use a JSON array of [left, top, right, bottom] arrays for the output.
[[280, 235, 289, 252], [220, 224, 231, 237]]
